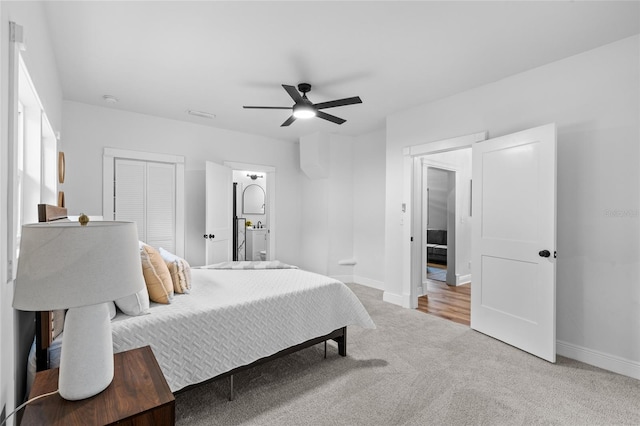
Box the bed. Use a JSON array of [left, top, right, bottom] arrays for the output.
[[32, 204, 375, 399]]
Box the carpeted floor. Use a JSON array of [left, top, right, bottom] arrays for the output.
[[175, 284, 640, 425]]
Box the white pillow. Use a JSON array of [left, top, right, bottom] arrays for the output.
[[107, 301, 116, 319], [115, 286, 150, 316], [158, 247, 192, 294]]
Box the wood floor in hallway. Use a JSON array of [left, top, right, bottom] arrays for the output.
[[417, 268, 471, 326]]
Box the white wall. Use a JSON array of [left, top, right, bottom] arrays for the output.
[[61, 101, 303, 267], [327, 135, 355, 280], [386, 36, 640, 377], [426, 167, 448, 230], [0, 5, 9, 420], [0, 0, 63, 417], [300, 171, 329, 273], [299, 134, 355, 280], [353, 129, 386, 288]]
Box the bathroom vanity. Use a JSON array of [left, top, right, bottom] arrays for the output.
[[246, 228, 267, 261]]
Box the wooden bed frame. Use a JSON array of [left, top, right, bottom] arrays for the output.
[[34, 204, 347, 399]]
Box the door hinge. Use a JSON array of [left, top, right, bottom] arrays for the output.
[[9, 22, 25, 51]]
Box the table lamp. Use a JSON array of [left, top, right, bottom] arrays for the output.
[[13, 221, 145, 400]]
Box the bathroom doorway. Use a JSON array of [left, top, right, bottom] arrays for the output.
[[224, 161, 276, 261], [232, 170, 267, 261]]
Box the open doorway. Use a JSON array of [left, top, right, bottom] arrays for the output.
[[424, 166, 455, 283], [232, 170, 267, 261], [415, 148, 473, 325], [223, 161, 276, 262], [406, 126, 557, 361]]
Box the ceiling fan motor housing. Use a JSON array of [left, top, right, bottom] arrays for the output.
[[297, 83, 312, 94]]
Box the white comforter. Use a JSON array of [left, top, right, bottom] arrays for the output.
[[110, 268, 375, 392]]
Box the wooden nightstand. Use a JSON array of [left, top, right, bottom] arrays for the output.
[[21, 345, 175, 425]]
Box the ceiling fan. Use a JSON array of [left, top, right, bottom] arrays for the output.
[[243, 83, 362, 127]]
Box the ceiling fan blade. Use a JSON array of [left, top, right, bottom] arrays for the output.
[[316, 111, 346, 125], [282, 84, 303, 103], [281, 115, 297, 127], [243, 106, 292, 109], [314, 96, 362, 110]]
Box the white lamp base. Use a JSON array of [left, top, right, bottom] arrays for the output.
[[58, 302, 114, 400]]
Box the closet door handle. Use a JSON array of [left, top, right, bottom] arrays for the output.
[[538, 250, 551, 258], [204, 234, 215, 239]]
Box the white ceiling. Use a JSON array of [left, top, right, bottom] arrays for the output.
[[43, 1, 639, 143]]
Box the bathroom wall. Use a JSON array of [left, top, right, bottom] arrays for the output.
[[233, 170, 267, 228]]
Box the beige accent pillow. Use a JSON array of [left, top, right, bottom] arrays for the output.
[[159, 247, 192, 294], [140, 244, 174, 304]]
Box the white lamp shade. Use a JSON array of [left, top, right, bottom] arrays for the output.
[[13, 221, 145, 311]]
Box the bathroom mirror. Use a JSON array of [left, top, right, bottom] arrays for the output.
[[243, 184, 265, 214]]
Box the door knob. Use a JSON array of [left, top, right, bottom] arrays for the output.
[[538, 250, 551, 258], [203, 234, 215, 239]]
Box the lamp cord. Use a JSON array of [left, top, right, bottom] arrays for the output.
[[0, 389, 59, 426]]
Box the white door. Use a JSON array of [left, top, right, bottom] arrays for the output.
[[471, 123, 557, 362], [205, 161, 233, 265]]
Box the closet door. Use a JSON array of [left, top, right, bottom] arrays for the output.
[[115, 159, 146, 242], [115, 159, 176, 252], [146, 162, 175, 252]]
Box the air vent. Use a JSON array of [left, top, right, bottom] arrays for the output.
[[188, 110, 216, 119]]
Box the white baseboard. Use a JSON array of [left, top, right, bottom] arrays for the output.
[[456, 273, 471, 285], [557, 340, 640, 380], [382, 291, 404, 306], [352, 275, 385, 290], [383, 291, 412, 308], [330, 275, 353, 283]]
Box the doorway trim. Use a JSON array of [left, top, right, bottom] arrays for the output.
[[224, 161, 276, 260], [402, 131, 487, 309]]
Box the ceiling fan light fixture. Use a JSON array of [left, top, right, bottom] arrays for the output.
[[244, 83, 361, 126], [292, 104, 316, 119]]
